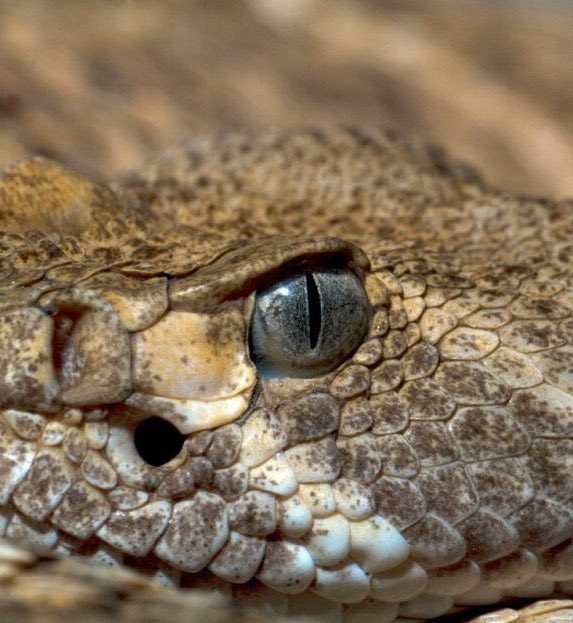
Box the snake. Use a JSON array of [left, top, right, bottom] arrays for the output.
[[0, 127, 571, 623]]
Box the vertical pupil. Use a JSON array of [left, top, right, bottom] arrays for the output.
[[305, 272, 321, 350]]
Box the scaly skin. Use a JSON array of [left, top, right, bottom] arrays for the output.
[[0, 128, 572, 622]]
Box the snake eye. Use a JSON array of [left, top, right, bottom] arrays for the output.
[[249, 267, 371, 377]]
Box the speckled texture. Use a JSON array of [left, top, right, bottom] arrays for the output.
[[0, 128, 572, 622]]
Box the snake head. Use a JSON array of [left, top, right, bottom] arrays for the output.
[[0, 129, 572, 621]]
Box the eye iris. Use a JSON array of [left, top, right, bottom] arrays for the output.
[[250, 267, 370, 378]]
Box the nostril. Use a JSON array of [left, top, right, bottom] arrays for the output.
[[134, 417, 186, 467]]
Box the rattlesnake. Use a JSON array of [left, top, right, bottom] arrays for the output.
[[0, 128, 571, 622]]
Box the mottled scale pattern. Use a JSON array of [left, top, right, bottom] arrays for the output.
[[0, 128, 572, 623]]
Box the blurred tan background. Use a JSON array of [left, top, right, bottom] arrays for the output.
[[1, 0, 573, 197]]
